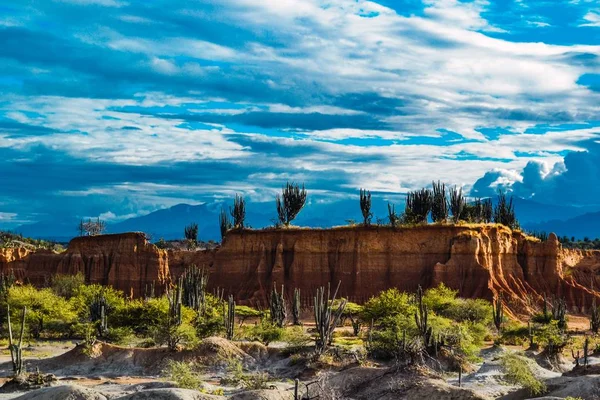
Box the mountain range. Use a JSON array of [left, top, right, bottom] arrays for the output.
[[12, 196, 600, 243]]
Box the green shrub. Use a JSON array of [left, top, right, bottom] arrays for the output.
[[70, 284, 125, 322], [235, 305, 262, 325], [105, 326, 135, 345], [241, 372, 270, 390], [247, 319, 284, 345], [423, 283, 459, 314], [282, 326, 311, 353], [362, 289, 414, 326], [501, 353, 546, 395], [51, 273, 85, 299], [7, 285, 76, 339], [162, 360, 203, 390], [499, 323, 529, 346], [444, 299, 492, 324]]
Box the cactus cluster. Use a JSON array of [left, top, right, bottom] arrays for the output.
[[415, 285, 432, 346], [314, 282, 347, 354], [270, 284, 287, 328], [181, 265, 208, 314], [224, 295, 235, 340]]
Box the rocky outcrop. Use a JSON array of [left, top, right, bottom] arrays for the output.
[[0, 233, 170, 296], [2, 226, 600, 312]]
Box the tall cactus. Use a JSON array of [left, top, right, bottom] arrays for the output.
[[90, 293, 108, 337], [492, 292, 504, 332], [224, 295, 235, 340], [270, 284, 287, 328], [292, 288, 301, 326], [591, 296, 600, 333], [144, 281, 156, 301], [359, 188, 372, 226], [415, 285, 432, 346], [181, 265, 209, 314], [168, 280, 183, 327], [551, 297, 567, 331], [314, 281, 347, 354], [7, 305, 26, 376]]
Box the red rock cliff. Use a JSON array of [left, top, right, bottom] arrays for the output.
[[3, 227, 600, 312], [0, 232, 170, 296]]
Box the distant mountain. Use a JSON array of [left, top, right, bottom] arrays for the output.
[[523, 211, 600, 239], [11, 196, 599, 243]]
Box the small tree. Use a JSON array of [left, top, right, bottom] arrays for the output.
[[360, 188, 372, 226], [184, 223, 198, 245], [431, 181, 448, 223], [276, 182, 307, 226], [219, 207, 232, 240], [230, 194, 246, 229], [449, 186, 465, 223]]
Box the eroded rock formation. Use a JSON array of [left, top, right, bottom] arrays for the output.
[[2, 226, 600, 312]]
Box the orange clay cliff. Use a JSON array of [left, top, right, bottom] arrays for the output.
[[2, 226, 600, 314]]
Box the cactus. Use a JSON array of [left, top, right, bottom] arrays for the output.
[[492, 292, 504, 332], [144, 281, 156, 300], [314, 281, 347, 354], [219, 207, 232, 240], [591, 296, 600, 333], [270, 284, 287, 328], [181, 265, 209, 314], [224, 295, 235, 340], [387, 203, 399, 228], [449, 186, 465, 223], [7, 305, 26, 376], [584, 336, 589, 367], [0, 270, 16, 299], [360, 188, 372, 226], [551, 296, 567, 331], [528, 321, 535, 348], [276, 182, 307, 227], [431, 180, 448, 223], [415, 285, 432, 346], [292, 288, 301, 326], [230, 194, 246, 229], [90, 293, 109, 337]]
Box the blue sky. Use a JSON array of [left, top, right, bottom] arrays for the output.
[[1, 0, 600, 228]]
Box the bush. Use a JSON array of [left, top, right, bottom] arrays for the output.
[[501, 353, 546, 395], [444, 299, 492, 324], [7, 285, 76, 339], [51, 273, 85, 299], [242, 372, 270, 390], [70, 284, 125, 322], [499, 323, 529, 346], [162, 360, 203, 390], [423, 283, 459, 315], [282, 326, 311, 353], [235, 305, 262, 325], [248, 319, 284, 345], [105, 326, 135, 345], [362, 289, 414, 326]]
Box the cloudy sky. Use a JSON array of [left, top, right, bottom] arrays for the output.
[[1, 0, 600, 228]]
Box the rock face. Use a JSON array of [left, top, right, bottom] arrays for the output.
[[0, 233, 169, 297], [2, 226, 600, 312]]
